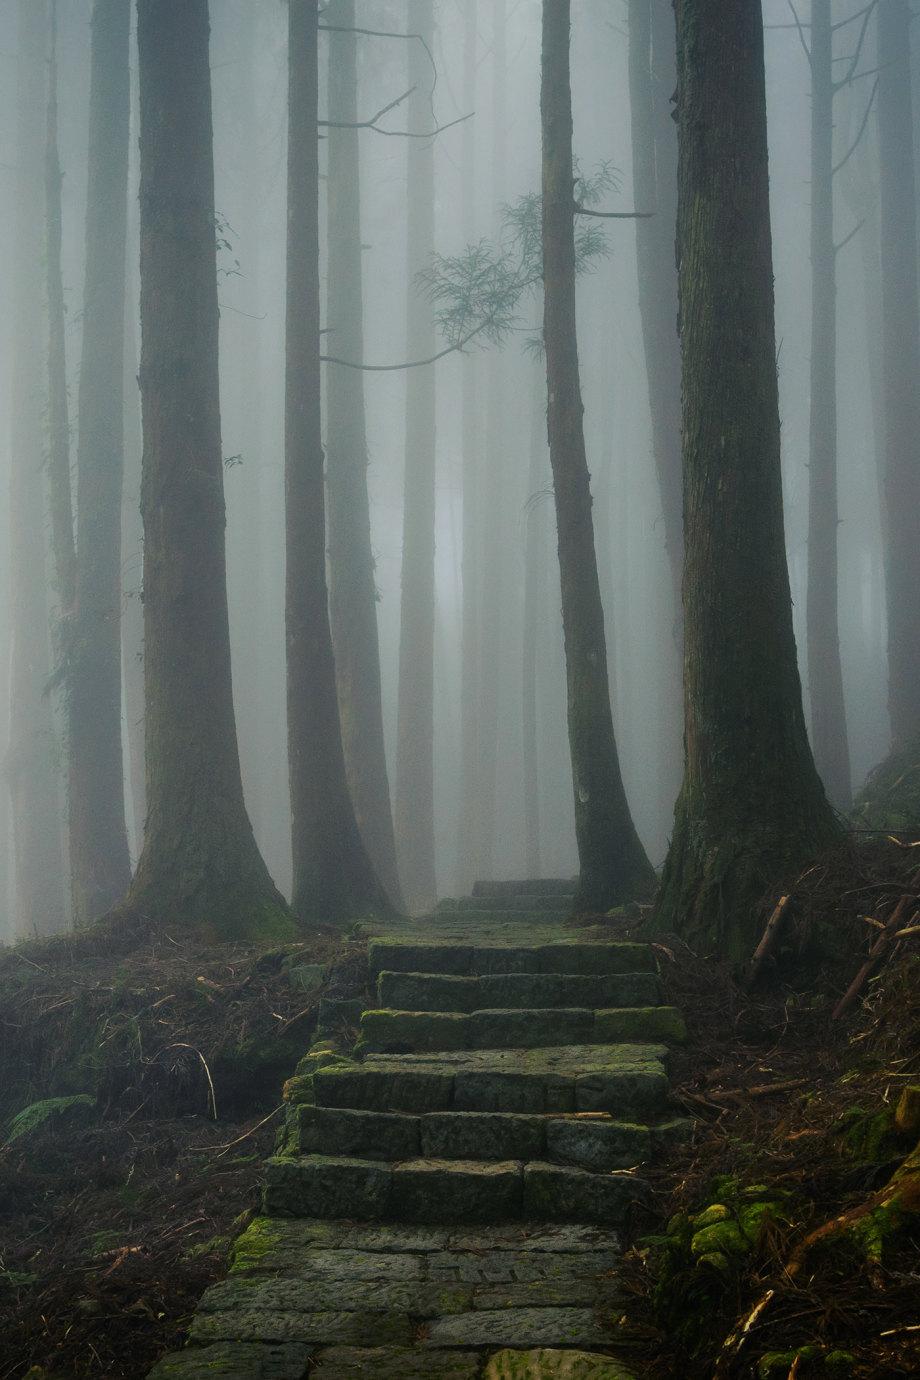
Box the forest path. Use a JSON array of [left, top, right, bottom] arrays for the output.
[[149, 882, 689, 1380]]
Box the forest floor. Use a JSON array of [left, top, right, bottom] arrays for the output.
[[0, 840, 918, 1380]]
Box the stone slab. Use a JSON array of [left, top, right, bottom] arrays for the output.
[[199, 1275, 472, 1318], [389, 1157, 523, 1222], [368, 940, 654, 978], [593, 1006, 686, 1044], [471, 878, 576, 898], [484, 1350, 637, 1380], [376, 971, 660, 1014], [189, 1308, 412, 1347], [262, 1156, 391, 1220], [311, 1349, 482, 1379], [419, 1110, 546, 1162], [544, 1118, 651, 1172], [288, 1105, 420, 1160], [522, 1162, 646, 1227], [148, 1342, 311, 1380], [424, 1307, 615, 1348]]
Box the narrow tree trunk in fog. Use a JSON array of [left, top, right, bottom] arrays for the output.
[[522, 366, 547, 880], [541, 0, 655, 912], [122, 273, 146, 857], [69, 0, 133, 923], [805, 0, 851, 809], [8, 0, 66, 937], [654, 0, 839, 962], [475, 0, 508, 884], [627, 0, 682, 602], [286, 0, 392, 922], [456, 0, 481, 894], [126, 0, 291, 940], [325, 0, 403, 911], [45, 5, 77, 622], [877, 0, 920, 746], [394, 0, 438, 912]]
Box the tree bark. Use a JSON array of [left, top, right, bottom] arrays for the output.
[[69, 0, 133, 924], [456, 0, 482, 895], [523, 364, 548, 880], [325, 0, 403, 911], [541, 0, 655, 913], [8, 0, 66, 938], [394, 0, 438, 912], [653, 0, 840, 963], [877, 0, 920, 747], [125, 0, 291, 941], [122, 257, 146, 860], [805, 0, 851, 809], [285, 0, 393, 923]]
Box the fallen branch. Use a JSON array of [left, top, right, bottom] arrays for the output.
[[745, 894, 792, 989], [833, 894, 915, 1020]]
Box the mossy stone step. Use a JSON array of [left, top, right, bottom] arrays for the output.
[[284, 1104, 671, 1171], [359, 1005, 685, 1053], [368, 939, 655, 978], [443, 894, 575, 913], [376, 970, 660, 1014], [471, 879, 576, 898], [312, 1044, 669, 1117], [263, 1154, 645, 1225]]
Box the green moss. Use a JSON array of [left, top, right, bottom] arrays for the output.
[[228, 1217, 282, 1274], [833, 1106, 900, 1164], [851, 733, 920, 833], [690, 1220, 747, 1257], [6, 1093, 95, 1143]]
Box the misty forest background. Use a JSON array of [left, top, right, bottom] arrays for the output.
[[0, 0, 913, 947]]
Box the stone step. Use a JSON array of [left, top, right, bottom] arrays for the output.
[[376, 970, 661, 1014], [359, 1005, 686, 1053], [263, 1154, 646, 1226], [430, 908, 574, 925], [311, 1044, 670, 1118], [441, 893, 575, 913], [368, 938, 655, 978], [471, 878, 576, 898], [284, 1103, 681, 1171]]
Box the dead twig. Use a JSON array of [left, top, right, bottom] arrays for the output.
[[746, 894, 792, 989], [833, 895, 916, 1020]]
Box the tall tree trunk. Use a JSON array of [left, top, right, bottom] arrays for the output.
[[285, 0, 392, 922], [522, 364, 547, 880], [45, 1, 77, 622], [394, 0, 438, 912], [456, 0, 481, 894], [474, 0, 507, 884], [654, 0, 840, 963], [627, 0, 682, 602], [877, 0, 920, 747], [69, 0, 133, 923], [122, 260, 146, 859], [805, 0, 851, 808], [8, 0, 66, 938], [541, 0, 655, 913], [125, 0, 291, 941], [325, 0, 403, 910]]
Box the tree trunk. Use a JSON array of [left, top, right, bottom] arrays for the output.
[[541, 0, 655, 913], [68, 0, 133, 924], [45, 1, 77, 622], [125, 0, 291, 941], [474, 0, 508, 885], [8, 0, 66, 938], [325, 0, 403, 911], [285, 0, 392, 923], [805, 0, 851, 809], [877, 0, 920, 747], [522, 364, 547, 880], [456, 0, 481, 895], [653, 0, 840, 963], [627, 0, 682, 604], [394, 0, 438, 913], [122, 255, 146, 860]]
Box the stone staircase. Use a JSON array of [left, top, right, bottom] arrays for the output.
[[150, 883, 688, 1380]]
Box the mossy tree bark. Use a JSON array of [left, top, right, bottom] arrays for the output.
[[285, 0, 393, 923], [541, 0, 655, 912], [877, 0, 920, 748], [125, 0, 292, 942], [654, 0, 840, 963], [9, 0, 66, 938], [805, 0, 851, 809], [394, 0, 438, 913], [69, 0, 133, 924], [325, 0, 403, 912]]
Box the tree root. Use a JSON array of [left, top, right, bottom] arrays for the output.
[[714, 1137, 920, 1377]]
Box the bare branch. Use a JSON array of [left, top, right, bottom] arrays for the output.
[[832, 76, 879, 176], [786, 0, 812, 66], [321, 323, 487, 372], [832, 0, 878, 92], [320, 81, 472, 139], [831, 2, 876, 33], [834, 217, 865, 256], [575, 204, 653, 220]]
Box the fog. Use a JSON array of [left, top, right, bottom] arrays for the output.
[[0, 0, 910, 937]]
